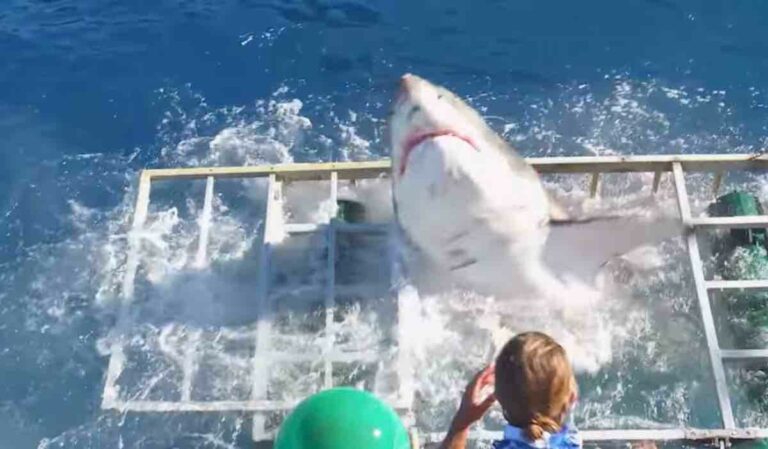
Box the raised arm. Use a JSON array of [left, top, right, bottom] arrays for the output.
[[440, 365, 496, 449]]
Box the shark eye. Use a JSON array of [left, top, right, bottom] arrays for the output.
[[407, 105, 421, 119], [438, 94, 444, 99]]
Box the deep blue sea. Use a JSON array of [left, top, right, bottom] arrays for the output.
[[2, 1, 768, 448]]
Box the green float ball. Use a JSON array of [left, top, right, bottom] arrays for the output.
[[274, 387, 410, 449]]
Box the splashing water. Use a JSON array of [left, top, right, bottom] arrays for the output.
[[3, 74, 768, 449]]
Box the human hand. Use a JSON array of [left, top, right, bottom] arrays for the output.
[[449, 365, 497, 433]]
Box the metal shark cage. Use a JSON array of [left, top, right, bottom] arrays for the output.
[[103, 154, 768, 446]]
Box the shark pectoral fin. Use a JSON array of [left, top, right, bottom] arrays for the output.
[[543, 212, 684, 284]]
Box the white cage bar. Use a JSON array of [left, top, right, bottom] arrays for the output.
[[103, 154, 768, 444]]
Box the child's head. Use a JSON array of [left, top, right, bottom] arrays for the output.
[[494, 332, 577, 441]]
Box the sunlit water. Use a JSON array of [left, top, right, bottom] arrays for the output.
[[3, 1, 768, 448]]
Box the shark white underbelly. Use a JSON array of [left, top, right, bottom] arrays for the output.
[[394, 135, 557, 296]]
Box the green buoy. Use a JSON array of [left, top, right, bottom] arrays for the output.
[[710, 191, 768, 341], [709, 191, 768, 429], [734, 440, 768, 449], [274, 387, 410, 449], [708, 191, 767, 246]]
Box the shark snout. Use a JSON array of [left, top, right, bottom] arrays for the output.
[[396, 73, 417, 103], [400, 73, 416, 88]]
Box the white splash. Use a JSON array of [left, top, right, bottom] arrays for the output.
[[13, 75, 768, 449]]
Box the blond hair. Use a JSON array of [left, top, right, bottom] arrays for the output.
[[494, 332, 575, 441]]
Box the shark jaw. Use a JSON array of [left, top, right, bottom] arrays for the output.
[[390, 74, 494, 183], [398, 131, 478, 177]]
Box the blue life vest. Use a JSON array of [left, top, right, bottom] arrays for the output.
[[491, 424, 582, 449]]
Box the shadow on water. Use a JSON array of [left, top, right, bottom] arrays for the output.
[[243, 0, 381, 28]]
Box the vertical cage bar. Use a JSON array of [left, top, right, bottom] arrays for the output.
[[390, 225, 416, 419], [712, 172, 724, 198], [180, 330, 202, 401], [121, 170, 152, 302], [194, 175, 215, 268], [103, 170, 152, 408], [672, 162, 735, 428], [652, 171, 663, 194], [323, 171, 338, 388], [252, 174, 281, 439], [589, 172, 600, 198]]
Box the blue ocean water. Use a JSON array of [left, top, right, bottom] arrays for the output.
[[2, 1, 768, 448]]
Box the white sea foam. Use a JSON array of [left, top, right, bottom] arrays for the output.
[[10, 76, 768, 448]]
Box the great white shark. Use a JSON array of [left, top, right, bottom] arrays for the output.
[[389, 73, 683, 303]]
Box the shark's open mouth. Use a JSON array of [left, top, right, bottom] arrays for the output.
[[399, 130, 477, 176]]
